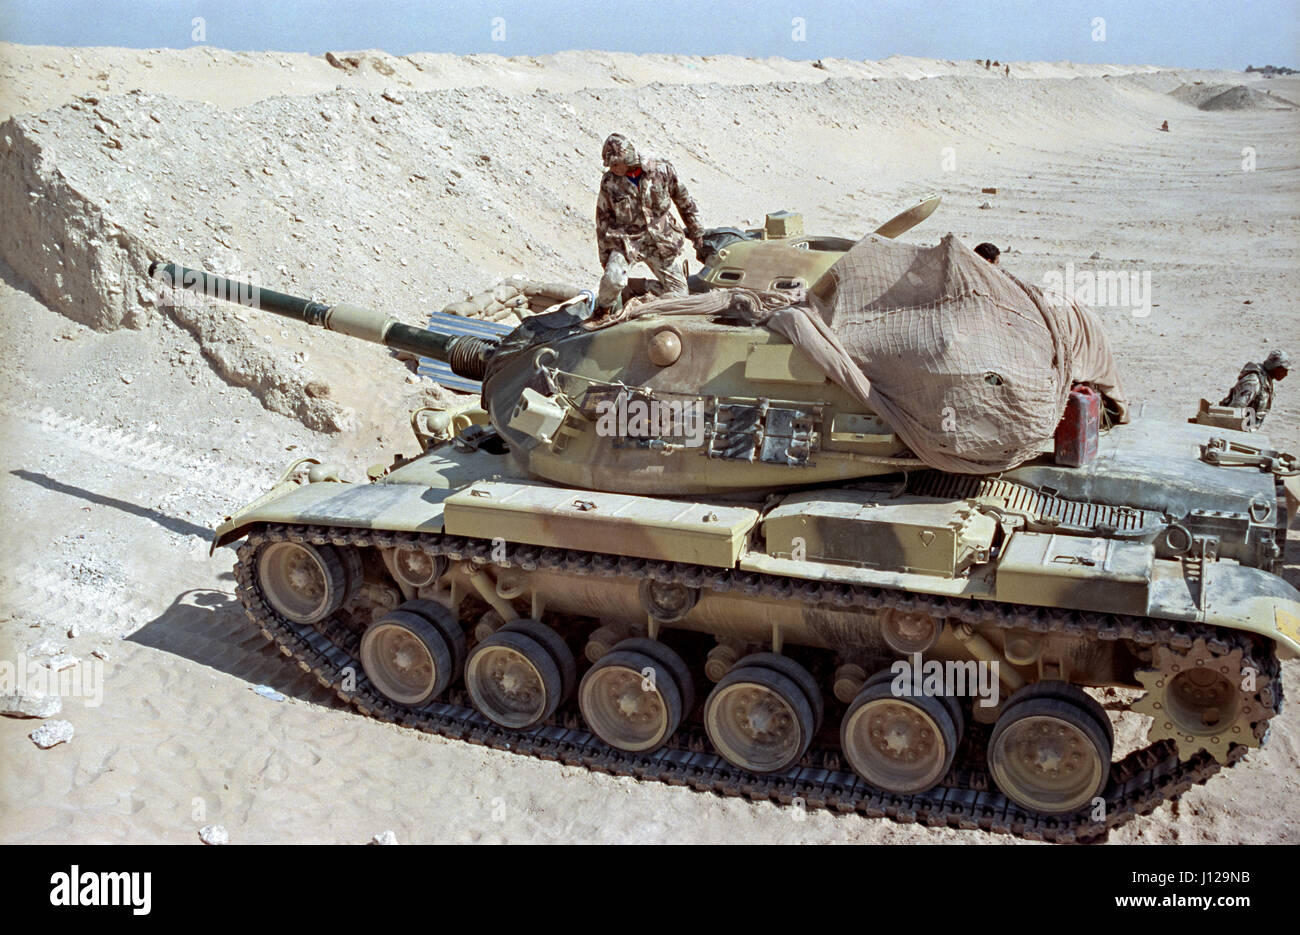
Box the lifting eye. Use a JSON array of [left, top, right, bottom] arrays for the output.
[[984, 372, 1005, 386]]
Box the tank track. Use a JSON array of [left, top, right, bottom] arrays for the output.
[[233, 523, 1283, 844]]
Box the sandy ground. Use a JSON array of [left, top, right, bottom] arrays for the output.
[[0, 43, 1298, 844]]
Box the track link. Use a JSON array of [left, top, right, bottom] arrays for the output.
[[233, 523, 1283, 844]]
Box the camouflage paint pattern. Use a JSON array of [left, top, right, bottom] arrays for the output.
[[595, 156, 703, 268]]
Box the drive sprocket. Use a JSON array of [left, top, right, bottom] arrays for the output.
[[1132, 637, 1269, 763]]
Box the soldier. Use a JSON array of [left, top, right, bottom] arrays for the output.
[[592, 133, 704, 320], [974, 242, 1000, 265], [1221, 349, 1289, 427]]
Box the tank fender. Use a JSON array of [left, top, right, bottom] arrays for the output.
[[212, 479, 450, 551], [1201, 562, 1300, 659]]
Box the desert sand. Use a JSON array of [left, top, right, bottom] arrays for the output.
[[0, 42, 1297, 844]]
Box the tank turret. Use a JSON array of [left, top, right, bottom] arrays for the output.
[[153, 259, 912, 495], [690, 194, 941, 295]]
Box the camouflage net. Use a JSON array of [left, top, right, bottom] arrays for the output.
[[811, 234, 1128, 473], [620, 234, 1128, 475]]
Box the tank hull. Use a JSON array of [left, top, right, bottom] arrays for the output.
[[217, 411, 1295, 841]]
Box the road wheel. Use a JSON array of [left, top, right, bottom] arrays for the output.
[[360, 610, 455, 707], [988, 695, 1112, 815], [704, 665, 815, 773], [841, 679, 959, 794], [465, 630, 564, 729], [256, 540, 351, 624], [579, 647, 684, 753]]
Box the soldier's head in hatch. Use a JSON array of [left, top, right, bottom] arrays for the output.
[[1263, 349, 1290, 381], [602, 133, 640, 176]]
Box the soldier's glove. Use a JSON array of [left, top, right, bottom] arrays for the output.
[[693, 239, 709, 263]]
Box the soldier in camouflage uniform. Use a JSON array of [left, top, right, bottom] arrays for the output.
[[593, 133, 704, 318], [1221, 349, 1289, 427]]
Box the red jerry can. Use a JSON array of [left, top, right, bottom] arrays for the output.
[[1054, 384, 1100, 467]]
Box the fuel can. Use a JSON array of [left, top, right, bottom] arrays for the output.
[[1054, 384, 1100, 467]]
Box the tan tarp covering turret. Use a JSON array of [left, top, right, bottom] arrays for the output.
[[618, 233, 1129, 475]]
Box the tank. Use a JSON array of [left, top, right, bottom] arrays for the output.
[[149, 252, 1297, 844]]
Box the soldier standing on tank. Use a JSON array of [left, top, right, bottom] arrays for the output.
[[1221, 349, 1289, 427], [591, 133, 704, 321]]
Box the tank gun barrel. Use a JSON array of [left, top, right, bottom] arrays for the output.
[[149, 261, 495, 380]]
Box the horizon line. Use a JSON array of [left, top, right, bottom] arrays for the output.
[[0, 40, 1276, 74]]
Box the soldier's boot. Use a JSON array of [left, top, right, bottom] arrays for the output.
[[583, 293, 623, 330]]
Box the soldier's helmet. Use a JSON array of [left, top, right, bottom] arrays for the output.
[[602, 133, 640, 167], [1263, 349, 1291, 371]]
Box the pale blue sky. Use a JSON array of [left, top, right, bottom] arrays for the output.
[[0, 0, 1295, 69]]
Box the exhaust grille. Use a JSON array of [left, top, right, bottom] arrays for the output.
[[907, 472, 1155, 533]]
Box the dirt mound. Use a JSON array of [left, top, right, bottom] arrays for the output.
[[2, 41, 1200, 122], [0, 70, 1199, 434], [1202, 84, 1296, 110], [1170, 82, 1296, 110]]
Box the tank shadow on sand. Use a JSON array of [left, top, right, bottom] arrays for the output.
[[10, 469, 236, 548], [127, 588, 348, 711]]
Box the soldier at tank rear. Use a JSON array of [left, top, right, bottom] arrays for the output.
[[592, 133, 705, 321], [1221, 349, 1289, 427]]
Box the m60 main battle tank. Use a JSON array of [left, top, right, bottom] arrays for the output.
[[150, 228, 1297, 842]]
